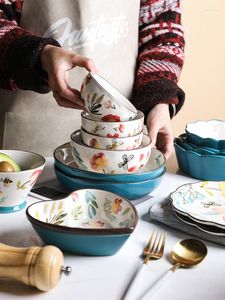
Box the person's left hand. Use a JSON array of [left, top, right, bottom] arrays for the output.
[[146, 103, 174, 160]]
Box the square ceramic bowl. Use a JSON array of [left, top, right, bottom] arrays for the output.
[[81, 110, 144, 138], [26, 189, 138, 256], [0, 150, 45, 213], [185, 119, 225, 149], [70, 130, 151, 174], [80, 72, 137, 121], [54, 142, 166, 183], [81, 127, 143, 150]]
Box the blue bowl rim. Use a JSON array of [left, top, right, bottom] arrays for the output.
[[53, 142, 166, 177], [26, 189, 138, 235]]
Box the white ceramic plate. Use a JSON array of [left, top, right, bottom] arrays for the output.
[[174, 211, 225, 236], [170, 181, 225, 229]]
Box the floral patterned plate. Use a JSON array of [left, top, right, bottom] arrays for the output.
[[26, 189, 138, 256], [170, 181, 225, 229]]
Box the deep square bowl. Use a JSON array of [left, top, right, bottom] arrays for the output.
[[26, 189, 138, 256]]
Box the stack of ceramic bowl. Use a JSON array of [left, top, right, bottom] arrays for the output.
[[54, 73, 166, 200], [174, 119, 225, 180], [170, 181, 225, 237]]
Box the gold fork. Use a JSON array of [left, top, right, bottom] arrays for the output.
[[123, 232, 166, 300]]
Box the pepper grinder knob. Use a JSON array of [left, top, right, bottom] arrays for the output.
[[0, 242, 72, 292]]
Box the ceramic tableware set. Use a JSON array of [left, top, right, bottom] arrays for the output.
[[169, 181, 225, 237], [54, 72, 166, 200], [174, 119, 225, 180]]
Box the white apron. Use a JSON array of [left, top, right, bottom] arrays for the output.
[[0, 0, 140, 156]]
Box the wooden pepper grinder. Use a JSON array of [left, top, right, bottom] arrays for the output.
[[0, 243, 71, 292]]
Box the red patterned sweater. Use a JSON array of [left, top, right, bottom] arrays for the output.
[[0, 0, 185, 117]]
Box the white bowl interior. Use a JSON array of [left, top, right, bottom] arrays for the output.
[[186, 120, 225, 140], [28, 190, 137, 229]]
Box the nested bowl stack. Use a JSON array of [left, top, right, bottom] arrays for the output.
[[174, 119, 225, 180]]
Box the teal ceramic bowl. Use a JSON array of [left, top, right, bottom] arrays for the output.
[[26, 189, 138, 256], [54, 165, 165, 200], [174, 141, 225, 180], [54, 143, 165, 183], [185, 119, 225, 150]]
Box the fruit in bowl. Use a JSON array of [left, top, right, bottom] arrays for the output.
[[0, 150, 45, 213]]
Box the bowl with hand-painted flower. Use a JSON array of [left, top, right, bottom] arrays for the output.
[[70, 130, 151, 174], [26, 189, 138, 256], [81, 110, 144, 138], [0, 150, 45, 213], [81, 127, 143, 150], [80, 72, 137, 121]]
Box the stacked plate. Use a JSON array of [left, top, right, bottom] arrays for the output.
[[170, 181, 225, 236], [54, 143, 166, 200], [174, 119, 225, 180]]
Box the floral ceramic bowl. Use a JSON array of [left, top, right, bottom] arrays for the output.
[[54, 143, 165, 182], [70, 130, 151, 174], [185, 119, 225, 149], [26, 189, 138, 256], [174, 140, 225, 180], [81, 127, 143, 150], [0, 150, 45, 213], [54, 165, 165, 200], [80, 72, 137, 121], [81, 110, 144, 138]]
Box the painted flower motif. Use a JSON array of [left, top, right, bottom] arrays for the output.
[[101, 114, 121, 122], [103, 99, 112, 109], [107, 133, 119, 138], [30, 169, 42, 186], [119, 124, 124, 133], [128, 166, 138, 173], [112, 198, 122, 214], [90, 138, 98, 148], [139, 154, 145, 161], [71, 192, 79, 202], [90, 153, 108, 170]]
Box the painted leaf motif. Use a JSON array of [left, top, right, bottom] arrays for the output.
[[88, 205, 96, 218], [219, 182, 225, 198], [122, 207, 130, 216]]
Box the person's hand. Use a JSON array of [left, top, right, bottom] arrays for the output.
[[146, 103, 174, 160], [40, 45, 96, 109]]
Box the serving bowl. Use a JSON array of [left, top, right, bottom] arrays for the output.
[[80, 72, 137, 121], [81, 127, 143, 150], [54, 165, 165, 200], [174, 140, 225, 180], [26, 189, 138, 256], [0, 150, 45, 213], [54, 143, 165, 182], [70, 130, 151, 174], [185, 119, 225, 149], [81, 110, 144, 138]]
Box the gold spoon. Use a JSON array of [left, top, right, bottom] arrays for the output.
[[139, 239, 207, 300]]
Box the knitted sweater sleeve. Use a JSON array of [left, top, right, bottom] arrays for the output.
[[0, 0, 60, 93], [132, 0, 185, 118]]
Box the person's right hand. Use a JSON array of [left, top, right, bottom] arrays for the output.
[[40, 45, 96, 109]]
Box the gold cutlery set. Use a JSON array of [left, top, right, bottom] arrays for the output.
[[123, 232, 207, 300]]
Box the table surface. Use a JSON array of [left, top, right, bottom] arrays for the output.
[[0, 156, 225, 300]]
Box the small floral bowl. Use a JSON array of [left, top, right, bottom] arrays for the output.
[[70, 130, 151, 174], [26, 189, 138, 256], [81, 127, 143, 150], [80, 72, 137, 121], [81, 110, 144, 138], [0, 150, 45, 213]]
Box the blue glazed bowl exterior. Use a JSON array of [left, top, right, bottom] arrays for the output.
[[54, 166, 165, 200], [174, 142, 225, 180], [31, 223, 130, 256]]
